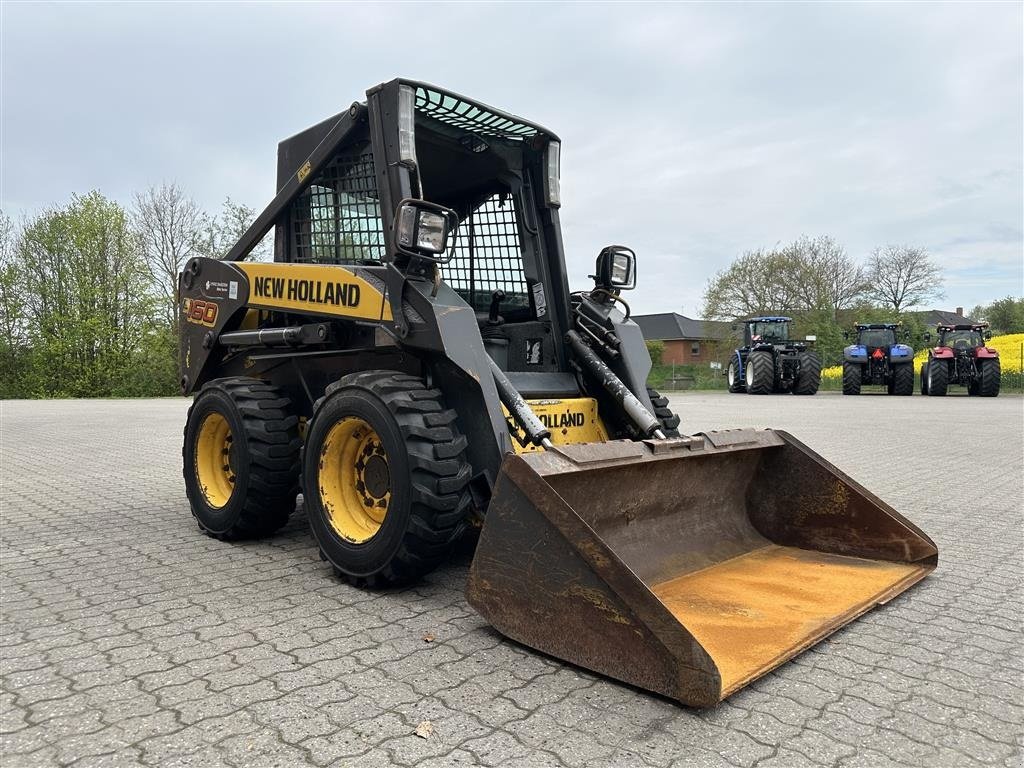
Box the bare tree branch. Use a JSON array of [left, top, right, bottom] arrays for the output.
[[132, 183, 204, 332], [788, 235, 868, 319], [866, 245, 944, 313]]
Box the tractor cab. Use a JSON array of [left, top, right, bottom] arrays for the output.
[[848, 323, 902, 350], [934, 323, 991, 353], [743, 316, 792, 346]]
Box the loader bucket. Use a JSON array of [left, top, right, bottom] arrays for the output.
[[466, 429, 937, 707]]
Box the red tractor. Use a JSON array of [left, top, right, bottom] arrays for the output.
[[921, 323, 1000, 397]]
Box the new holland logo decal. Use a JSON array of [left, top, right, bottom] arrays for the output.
[[252, 276, 361, 307]]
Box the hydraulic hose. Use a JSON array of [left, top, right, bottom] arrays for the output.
[[566, 330, 664, 439], [487, 356, 553, 449]]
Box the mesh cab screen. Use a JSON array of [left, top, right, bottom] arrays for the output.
[[290, 147, 385, 264], [444, 194, 529, 312], [415, 87, 538, 140]]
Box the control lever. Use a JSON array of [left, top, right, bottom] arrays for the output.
[[488, 290, 506, 326]]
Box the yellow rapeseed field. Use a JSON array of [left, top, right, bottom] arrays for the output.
[[822, 333, 1024, 379]]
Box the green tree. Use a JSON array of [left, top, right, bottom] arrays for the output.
[[198, 197, 272, 262], [0, 213, 29, 397], [17, 192, 158, 396], [702, 247, 803, 320], [970, 296, 1024, 334], [703, 236, 868, 322], [794, 308, 847, 367], [645, 339, 665, 364]]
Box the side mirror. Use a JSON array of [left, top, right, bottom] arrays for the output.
[[393, 199, 458, 261], [985, 330, 992, 340], [923, 332, 932, 343], [594, 245, 636, 291], [842, 331, 849, 341]]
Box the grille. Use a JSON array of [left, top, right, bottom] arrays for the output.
[[415, 87, 538, 140], [444, 194, 528, 312], [291, 147, 385, 264]]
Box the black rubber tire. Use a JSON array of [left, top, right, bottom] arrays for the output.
[[303, 371, 472, 588], [183, 378, 300, 539], [745, 350, 774, 395], [842, 362, 862, 395], [978, 357, 1001, 397], [892, 363, 914, 396], [927, 358, 948, 396], [794, 351, 821, 395], [646, 387, 681, 437], [920, 364, 929, 395], [727, 359, 745, 393]]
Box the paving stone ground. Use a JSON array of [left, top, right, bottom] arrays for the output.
[[1, 393, 1022, 768]]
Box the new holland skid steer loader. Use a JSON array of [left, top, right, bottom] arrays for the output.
[[178, 80, 937, 707]]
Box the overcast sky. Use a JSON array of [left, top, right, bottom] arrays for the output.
[[2, 2, 1021, 316]]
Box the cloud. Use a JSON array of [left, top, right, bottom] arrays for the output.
[[2, 2, 1021, 315]]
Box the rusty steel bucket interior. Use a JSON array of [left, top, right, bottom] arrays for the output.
[[467, 430, 937, 707]]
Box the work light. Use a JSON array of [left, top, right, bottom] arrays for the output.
[[394, 199, 457, 260], [593, 245, 636, 290], [414, 210, 447, 252], [545, 141, 561, 207], [398, 85, 418, 167]]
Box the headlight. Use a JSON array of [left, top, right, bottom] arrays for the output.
[[393, 199, 457, 261], [593, 245, 636, 291], [611, 253, 631, 284], [415, 211, 447, 252], [545, 141, 561, 207], [398, 85, 418, 166]]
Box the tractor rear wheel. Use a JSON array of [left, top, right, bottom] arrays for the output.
[[727, 359, 745, 393], [926, 359, 948, 396], [842, 362, 861, 395], [892, 363, 914, 396], [303, 371, 472, 588], [978, 357, 1001, 397], [920, 364, 929, 395], [745, 350, 774, 395], [647, 387, 681, 437], [794, 351, 821, 395], [183, 378, 301, 539]]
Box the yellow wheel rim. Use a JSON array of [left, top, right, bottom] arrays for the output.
[[319, 417, 391, 543], [195, 412, 235, 508]]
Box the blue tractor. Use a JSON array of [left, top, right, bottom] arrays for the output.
[[726, 316, 821, 395], [841, 323, 914, 395]]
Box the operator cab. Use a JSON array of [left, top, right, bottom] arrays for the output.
[[744, 317, 791, 346], [943, 330, 981, 348], [267, 80, 643, 406], [849, 323, 901, 350], [937, 324, 989, 350]]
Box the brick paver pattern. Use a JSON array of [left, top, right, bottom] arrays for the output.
[[1, 393, 1022, 767]]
